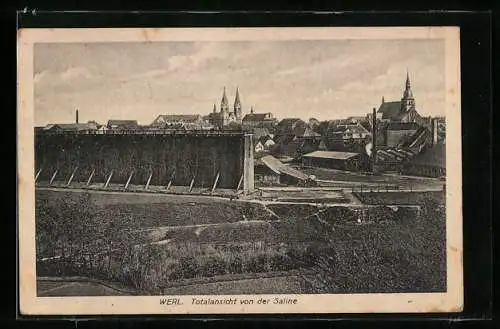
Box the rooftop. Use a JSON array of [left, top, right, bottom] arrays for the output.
[[303, 150, 360, 160]]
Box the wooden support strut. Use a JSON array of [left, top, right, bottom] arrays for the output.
[[188, 176, 195, 193], [66, 167, 79, 186], [166, 170, 175, 192], [124, 171, 134, 190], [35, 168, 42, 183], [236, 174, 244, 192], [49, 169, 58, 186], [104, 170, 114, 189], [86, 169, 95, 186], [211, 172, 220, 194], [145, 172, 153, 190]]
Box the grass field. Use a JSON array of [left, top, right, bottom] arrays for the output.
[[353, 191, 445, 205], [35, 188, 446, 295]]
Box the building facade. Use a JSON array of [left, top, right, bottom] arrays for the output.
[[377, 71, 422, 124], [209, 87, 244, 128]]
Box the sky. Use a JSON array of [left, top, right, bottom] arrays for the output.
[[34, 39, 445, 126]]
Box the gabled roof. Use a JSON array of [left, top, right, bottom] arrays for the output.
[[153, 114, 202, 124], [294, 126, 321, 138], [252, 127, 270, 139], [242, 113, 274, 122], [107, 120, 138, 126], [407, 144, 445, 168], [303, 150, 360, 160], [44, 123, 97, 131], [386, 122, 420, 131], [260, 155, 310, 181], [378, 101, 403, 121]]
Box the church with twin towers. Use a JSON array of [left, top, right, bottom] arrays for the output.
[[208, 86, 244, 128]]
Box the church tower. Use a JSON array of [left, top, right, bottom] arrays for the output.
[[220, 87, 229, 113], [401, 70, 416, 113], [234, 86, 242, 120]]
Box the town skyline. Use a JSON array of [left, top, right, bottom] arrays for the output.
[[34, 39, 445, 126]]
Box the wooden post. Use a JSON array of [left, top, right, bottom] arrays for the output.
[[66, 167, 78, 186], [49, 169, 58, 186], [211, 172, 220, 194], [188, 176, 195, 193], [124, 171, 134, 190], [104, 170, 114, 189], [145, 171, 153, 190], [86, 169, 95, 186], [35, 168, 42, 183], [236, 174, 244, 192], [166, 169, 175, 192]]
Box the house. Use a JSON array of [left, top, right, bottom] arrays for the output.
[[302, 150, 363, 172], [328, 123, 371, 141], [241, 109, 277, 129], [262, 137, 276, 149], [255, 155, 313, 186], [292, 126, 322, 141], [384, 122, 420, 147], [107, 120, 139, 130], [276, 118, 308, 136], [402, 144, 445, 178], [38, 122, 99, 134], [252, 127, 271, 140], [255, 141, 265, 153], [151, 114, 203, 128]]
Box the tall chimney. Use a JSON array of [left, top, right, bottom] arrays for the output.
[[76, 109, 79, 124], [431, 118, 438, 145], [371, 107, 377, 172]]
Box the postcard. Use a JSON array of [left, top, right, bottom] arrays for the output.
[[18, 26, 462, 315]]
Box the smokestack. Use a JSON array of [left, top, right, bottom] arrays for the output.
[[371, 107, 377, 173], [431, 118, 438, 146], [76, 109, 79, 124]]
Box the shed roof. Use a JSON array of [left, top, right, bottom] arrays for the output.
[[407, 144, 445, 168], [260, 155, 310, 180], [303, 150, 360, 160]]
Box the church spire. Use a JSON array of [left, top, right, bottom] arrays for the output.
[[250, 106, 254, 114], [403, 70, 414, 99], [234, 86, 242, 119], [213, 103, 217, 113], [220, 86, 229, 112]]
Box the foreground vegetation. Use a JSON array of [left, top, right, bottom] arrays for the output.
[[36, 189, 446, 294]]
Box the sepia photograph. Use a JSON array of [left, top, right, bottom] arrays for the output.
[[18, 27, 462, 315]]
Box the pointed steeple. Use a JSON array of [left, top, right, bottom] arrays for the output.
[[403, 70, 414, 99], [234, 86, 242, 119], [250, 106, 254, 114], [220, 86, 229, 112], [213, 103, 217, 113]]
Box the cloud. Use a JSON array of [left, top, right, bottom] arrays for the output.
[[59, 66, 93, 81], [34, 39, 446, 126]]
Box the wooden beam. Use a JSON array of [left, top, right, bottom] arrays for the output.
[[104, 170, 114, 189], [66, 166, 79, 186], [86, 169, 95, 186], [35, 168, 42, 183], [188, 176, 195, 193], [211, 172, 220, 194], [124, 171, 134, 190], [145, 171, 153, 190], [236, 174, 244, 191], [166, 169, 175, 191], [49, 169, 58, 186]]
